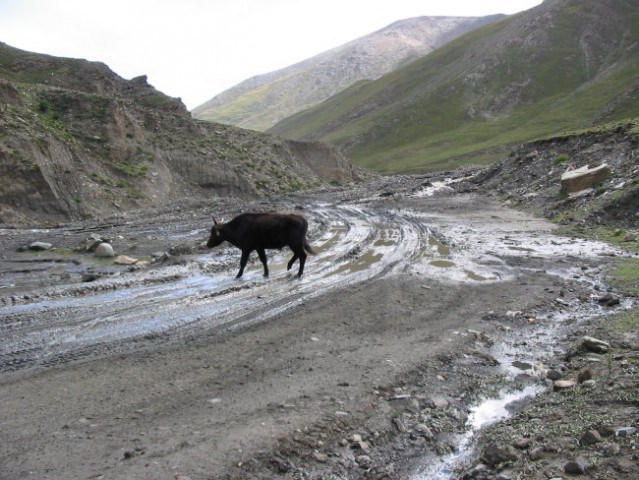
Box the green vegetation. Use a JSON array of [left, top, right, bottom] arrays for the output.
[[609, 258, 639, 297], [90, 172, 145, 199], [269, 0, 639, 173]]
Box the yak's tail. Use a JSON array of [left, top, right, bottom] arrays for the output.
[[304, 239, 315, 255]]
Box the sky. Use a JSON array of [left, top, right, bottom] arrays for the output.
[[0, 0, 543, 110]]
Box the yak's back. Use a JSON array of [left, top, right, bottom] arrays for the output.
[[228, 212, 307, 248]]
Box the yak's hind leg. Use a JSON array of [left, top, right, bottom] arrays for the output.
[[257, 248, 269, 277], [297, 250, 307, 276], [287, 253, 298, 271], [290, 244, 307, 277]]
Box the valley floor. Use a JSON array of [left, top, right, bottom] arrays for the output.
[[0, 176, 637, 480]]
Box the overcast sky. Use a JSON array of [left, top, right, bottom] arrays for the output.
[[0, 0, 543, 110]]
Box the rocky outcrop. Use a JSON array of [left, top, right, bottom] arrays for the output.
[[0, 42, 357, 226], [471, 122, 639, 228]]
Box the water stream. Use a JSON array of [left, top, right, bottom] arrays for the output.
[[413, 384, 545, 479]]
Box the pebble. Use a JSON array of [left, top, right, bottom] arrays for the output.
[[615, 427, 637, 437], [481, 443, 518, 467], [529, 446, 544, 460], [580, 429, 601, 445], [313, 451, 328, 462], [553, 379, 576, 391], [114, 255, 139, 265], [581, 336, 611, 354], [28, 241, 53, 251], [564, 456, 589, 474], [577, 367, 593, 383], [546, 369, 562, 381], [95, 242, 115, 258]]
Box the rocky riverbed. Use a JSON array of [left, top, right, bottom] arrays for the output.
[[0, 174, 637, 480]]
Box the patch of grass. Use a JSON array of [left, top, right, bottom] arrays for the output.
[[607, 308, 639, 335], [555, 154, 570, 164], [609, 258, 639, 297], [113, 161, 149, 177]]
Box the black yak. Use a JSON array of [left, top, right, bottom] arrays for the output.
[[207, 212, 314, 278]]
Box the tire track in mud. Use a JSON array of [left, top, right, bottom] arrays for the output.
[[2, 194, 626, 379], [0, 204, 428, 377]]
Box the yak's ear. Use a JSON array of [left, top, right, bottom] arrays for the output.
[[213, 217, 218, 226]]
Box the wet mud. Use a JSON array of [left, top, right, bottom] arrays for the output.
[[0, 175, 634, 479]]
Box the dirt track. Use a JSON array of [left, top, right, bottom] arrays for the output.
[[0, 176, 634, 479]]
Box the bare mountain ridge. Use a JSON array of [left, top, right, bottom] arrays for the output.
[[192, 15, 504, 131], [0, 42, 356, 226]]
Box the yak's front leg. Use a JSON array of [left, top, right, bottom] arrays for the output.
[[257, 248, 269, 277], [237, 249, 251, 278]]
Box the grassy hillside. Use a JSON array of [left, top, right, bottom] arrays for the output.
[[192, 16, 503, 131], [269, 0, 639, 173]]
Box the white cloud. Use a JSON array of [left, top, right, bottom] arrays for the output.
[[0, 0, 543, 109]]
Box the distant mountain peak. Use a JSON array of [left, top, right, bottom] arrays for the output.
[[192, 15, 505, 131]]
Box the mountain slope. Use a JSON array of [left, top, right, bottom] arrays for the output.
[[0, 42, 356, 226], [191, 15, 503, 131], [269, 0, 639, 173]]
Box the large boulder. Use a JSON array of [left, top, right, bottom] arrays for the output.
[[561, 163, 610, 194]]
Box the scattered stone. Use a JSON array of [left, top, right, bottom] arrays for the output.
[[389, 394, 419, 412], [529, 446, 545, 461], [415, 424, 434, 439], [28, 241, 53, 251], [81, 273, 99, 282], [577, 367, 593, 383], [546, 369, 562, 381], [95, 242, 115, 258], [563, 456, 589, 474], [580, 429, 601, 445], [602, 442, 621, 456], [429, 396, 450, 409], [598, 425, 616, 437], [553, 379, 576, 391], [512, 360, 533, 371], [622, 232, 637, 242], [596, 293, 620, 307], [581, 336, 611, 354], [351, 434, 371, 452], [513, 437, 532, 449], [85, 238, 102, 252], [312, 451, 328, 463], [114, 255, 139, 265], [481, 443, 518, 467], [497, 470, 515, 480], [560, 163, 610, 194], [356, 454, 371, 467], [615, 427, 637, 437]]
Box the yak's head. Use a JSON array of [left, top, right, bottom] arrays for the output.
[[207, 218, 225, 248]]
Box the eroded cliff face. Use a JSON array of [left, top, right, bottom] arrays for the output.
[[0, 43, 357, 226]]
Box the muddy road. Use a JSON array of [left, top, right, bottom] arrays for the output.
[[0, 176, 633, 479]]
